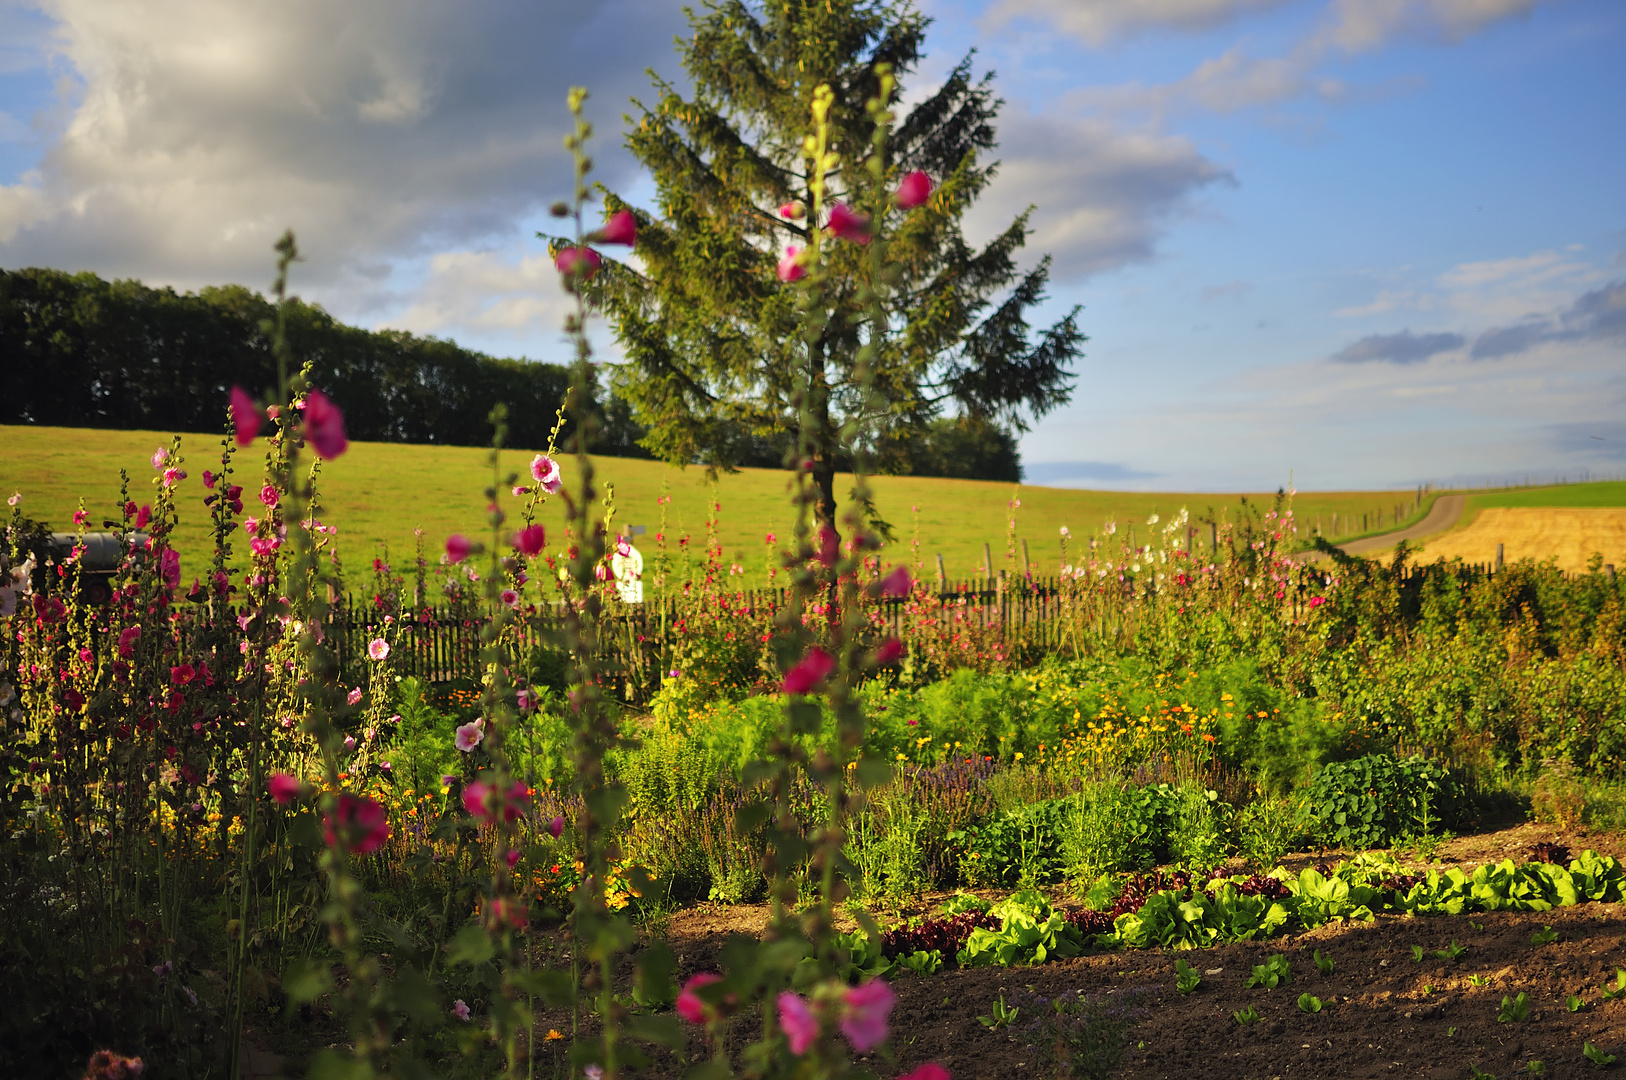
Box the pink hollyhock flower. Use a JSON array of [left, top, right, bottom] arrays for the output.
[[514, 524, 546, 556], [530, 454, 562, 494], [615, 536, 632, 557], [500, 588, 520, 608], [162, 467, 187, 487], [676, 973, 723, 1024], [452, 999, 470, 1022], [777, 245, 806, 283], [347, 687, 363, 706], [595, 208, 637, 246], [303, 389, 348, 459], [778, 200, 806, 219], [512, 485, 529, 497], [826, 203, 871, 243], [268, 770, 304, 806], [135, 504, 152, 528], [548, 814, 564, 838], [259, 485, 279, 507], [555, 246, 602, 281], [73, 509, 88, 526], [160, 548, 181, 589], [324, 793, 389, 855], [463, 778, 529, 823], [778, 991, 818, 1054], [898, 1065, 951, 1080], [368, 637, 390, 661], [816, 526, 840, 567], [446, 534, 471, 563], [895, 170, 933, 210], [170, 663, 195, 687], [201, 471, 215, 489], [783, 647, 835, 695], [875, 637, 906, 665], [880, 566, 911, 597], [117, 626, 141, 658], [151, 447, 168, 470], [455, 721, 484, 752], [343, 735, 357, 752], [841, 979, 895, 1053], [1308, 595, 1326, 608], [230, 386, 263, 446]]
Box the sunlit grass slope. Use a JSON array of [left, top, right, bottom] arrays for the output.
[[3, 425, 1426, 584]]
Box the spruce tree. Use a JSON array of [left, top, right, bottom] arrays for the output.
[[589, 0, 1083, 538]]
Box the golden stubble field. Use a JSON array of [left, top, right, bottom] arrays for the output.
[[1389, 507, 1626, 572]]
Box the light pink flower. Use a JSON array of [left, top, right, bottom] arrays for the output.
[[268, 772, 302, 805], [512, 485, 529, 497], [778, 991, 818, 1054], [615, 536, 632, 557], [230, 386, 263, 446], [677, 973, 723, 1024], [446, 534, 471, 563], [548, 814, 564, 838], [880, 566, 911, 597], [160, 548, 181, 589], [896, 170, 933, 210], [841, 979, 895, 1053], [324, 793, 389, 855], [826, 203, 871, 243], [368, 637, 390, 661], [452, 999, 470, 1022], [514, 524, 547, 556], [530, 455, 562, 494], [778, 200, 806, 219], [500, 589, 520, 608], [162, 467, 187, 487], [346, 687, 363, 706], [343, 734, 357, 751], [304, 389, 348, 459], [151, 447, 168, 470], [555, 246, 602, 281], [5, 492, 18, 506], [783, 647, 835, 695], [777, 245, 806, 283], [455, 721, 484, 752], [595, 208, 637, 246]]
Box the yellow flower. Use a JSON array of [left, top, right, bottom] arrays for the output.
[[545, 1030, 564, 1041], [1013, 752, 1024, 760]]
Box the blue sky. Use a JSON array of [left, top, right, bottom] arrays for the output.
[[1, 0, 1621, 492]]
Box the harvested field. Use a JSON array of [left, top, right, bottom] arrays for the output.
[[1379, 507, 1626, 572]]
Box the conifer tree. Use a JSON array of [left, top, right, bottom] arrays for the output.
[[589, 0, 1083, 538]]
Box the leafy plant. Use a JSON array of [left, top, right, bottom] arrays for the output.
[[1584, 1041, 1617, 1066], [1526, 1061, 1545, 1074], [1469, 974, 1490, 987], [1531, 925, 1559, 945], [1567, 995, 1588, 1012], [1469, 1066, 1498, 1080], [1436, 940, 1468, 961], [1232, 1006, 1262, 1026], [1497, 992, 1531, 1023], [1022, 989, 1148, 1080], [1245, 954, 1292, 990], [977, 990, 1020, 1030], [1602, 969, 1626, 1002], [1305, 753, 1462, 850], [1412, 945, 1426, 962], [1297, 993, 1323, 1013], [1313, 948, 1334, 976], [1174, 958, 1202, 995]]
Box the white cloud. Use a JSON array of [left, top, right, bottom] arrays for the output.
[[984, 0, 1294, 46], [1323, 0, 1553, 52], [969, 111, 1232, 280], [0, 0, 686, 302]]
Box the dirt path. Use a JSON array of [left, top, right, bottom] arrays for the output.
[[1336, 494, 1468, 557]]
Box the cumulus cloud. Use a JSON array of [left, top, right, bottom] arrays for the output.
[[984, 0, 1292, 46], [1331, 329, 1466, 364], [967, 110, 1231, 280], [0, 0, 686, 297], [1471, 280, 1626, 359], [1323, 0, 1553, 51]]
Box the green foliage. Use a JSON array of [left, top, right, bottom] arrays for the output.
[[977, 990, 1020, 1030], [1601, 969, 1626, 1002], [1245, 954, 1292, 990], [1584, 1041, 1617, 1066], [1567, 995, 1587, 1012], [1296, 992, 1322, 1013], [1232, 1005, 1262, 1026], [958, 890, 1085, 967], [1530, 925, 1559, 945], [1497, 993, 1531, 1023], [1305, 753, 1463, 850], [1174, 958, 1202, 994], [1236, 795, 1306, 871], [1313, 949, 1334, 975], [1021, 990, 1143, 1080]]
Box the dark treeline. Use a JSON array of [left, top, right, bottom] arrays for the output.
[[1, 267, 1023, 478]]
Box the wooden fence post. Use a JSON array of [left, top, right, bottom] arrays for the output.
[[935, 553, 946, 587], [982, 542, 992, 582], [1496, 543, 1504, 570], [1021, 538, 1030, 576]]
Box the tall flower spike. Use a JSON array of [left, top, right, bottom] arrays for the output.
[[229, 385, 263, 447]]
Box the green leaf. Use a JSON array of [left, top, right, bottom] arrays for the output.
[[446, 923, 495, 967], [1296, 993, 1322, 1013], [282, 958, 333, 1007], [1584, 1041, 1617, 1066], [632, 943, 677, 1009]]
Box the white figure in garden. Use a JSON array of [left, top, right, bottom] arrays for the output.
[[611, 533, 643, 603]]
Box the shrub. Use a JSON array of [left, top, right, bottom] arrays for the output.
[[1306, 753, 1464, 850]]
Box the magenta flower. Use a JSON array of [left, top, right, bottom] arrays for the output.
[[455, 720, 484, 752], [452, 999, 470, 1022], [778, 200, 806, 219], [530, 454, 562, 494], [230, 386, 263, 446], [895, 170, 933, 210], [676, 972, 723, 1024], [117, 626, 141, 658], [268, 772, 302, 805], [160, 548, 181, 589], [303, 389, 348, 459], [500, 588, 520, 608], [259, 485, 279, 508], [135, 504, 152, 528], [201, 471, 215, 489], [505, 848, 521, 869], [162, 467, 187, 487], [880, 566, 911, 598], [875, 637, 906, 666], [170, 663, 195, 687], [446, 534, 471, 563], [515, 524, 547, 556], [72, 509, 87, 526], [783, 647, 835, 695], [595, 208, 637, 246], [324, 793, 389, 855], [841, 979, 895, 1053], [463, 778, 529, 823], [778, 991, 818, 1055], [827, 203, 871, 243], [898, 1065, 951, 1080], [816, 525, 840, 567], [548, 814, 564, 838], [555, 246, 603, 282], [777, 245, 807, 283], [1308, 596, 1327, 608], [368, 637, 390, 661], [346, 687, 363, 706]]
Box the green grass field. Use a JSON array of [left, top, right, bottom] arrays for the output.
[[1, 424, 1443, 585], [1468, 480, 1626, 511]]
